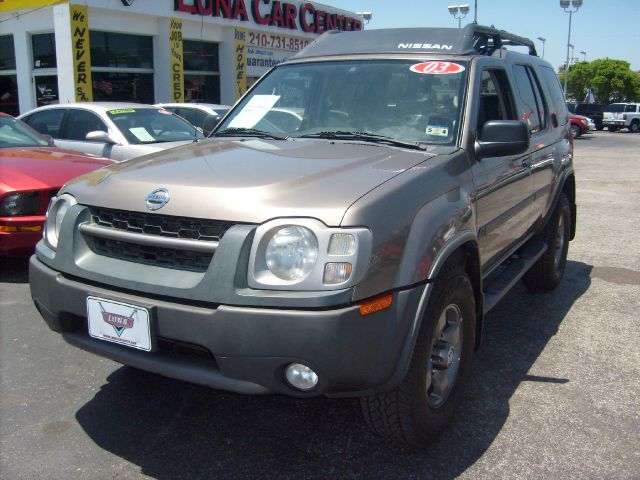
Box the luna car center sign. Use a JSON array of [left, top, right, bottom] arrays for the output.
[[175, 0, 363, 33]]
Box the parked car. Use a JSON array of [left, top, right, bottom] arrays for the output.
[[570, 114, 592, 137], [0, 113, 112, 256], [18, 103, 204, 161], [30, 25, 576, 446], [566, 102, 605, 130], [602, 102, 640, 132], [154, 103, 231, 136]]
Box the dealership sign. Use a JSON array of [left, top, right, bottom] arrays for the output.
[[175, 0, 363, 33]]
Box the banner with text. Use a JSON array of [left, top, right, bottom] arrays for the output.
[[234, 28, 247, 100], [0, 0, 66, 12], [70, 4, 93, 102], [169, 18, 184, 103]]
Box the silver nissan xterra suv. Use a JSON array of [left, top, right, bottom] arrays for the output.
[[30, 24, 576, 446]]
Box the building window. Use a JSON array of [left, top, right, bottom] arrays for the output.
[[90, 31, 154, 103], [32, 33, 57, 69], [31, 33, 59, 107], [34, 76, 59, 107], [0, 35, 19, 116], [183, 40, 221, 103]]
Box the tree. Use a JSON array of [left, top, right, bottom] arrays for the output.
[[564, 59, 640, 103]]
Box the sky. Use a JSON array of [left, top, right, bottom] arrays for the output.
[[336, 0, 640, 72]]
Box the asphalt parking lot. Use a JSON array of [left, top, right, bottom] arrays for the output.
[[1, 131, 639, 479]]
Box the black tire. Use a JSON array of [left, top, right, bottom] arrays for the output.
[[523, 193, 571, 291], [607, 126, 618, 132], [360, 263, 476, 446], [628, 120, 639, 133], [596, 125, 604, 131], [570, 124, 581, 138]]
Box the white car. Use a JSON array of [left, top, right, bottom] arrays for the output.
[[18, 102, 204, 161], [154, 103, 231, 135]]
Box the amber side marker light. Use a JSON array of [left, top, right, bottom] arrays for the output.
[[0, 225, 42, 232], [358, 293, 393, 316]]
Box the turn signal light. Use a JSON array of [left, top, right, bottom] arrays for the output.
[[358, 293, 393, 316]]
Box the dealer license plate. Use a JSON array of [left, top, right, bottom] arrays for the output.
[[87, 296, 152, 351]]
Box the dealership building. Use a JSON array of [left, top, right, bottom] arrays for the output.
[[0, 0, 363, 116]]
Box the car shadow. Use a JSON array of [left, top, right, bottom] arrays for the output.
[[75, 260, 592, 479], [0, 256, 30, 283]]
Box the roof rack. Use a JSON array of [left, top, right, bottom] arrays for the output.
[[468, 24, 538, 56], [291, 24, 538, 61]]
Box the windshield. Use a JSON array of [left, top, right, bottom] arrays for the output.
[[217, 60, 468, 146], [107, 108, 204, 145], [0, 116, 50, 148]]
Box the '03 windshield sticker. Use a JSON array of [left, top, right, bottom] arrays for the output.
[[410, 61, 465, 75], [426, 125, 449, 137]]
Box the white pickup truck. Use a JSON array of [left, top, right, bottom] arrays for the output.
[[603, 103, 640, 132]]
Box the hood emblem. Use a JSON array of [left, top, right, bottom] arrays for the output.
[[146, 188, 170, 211]]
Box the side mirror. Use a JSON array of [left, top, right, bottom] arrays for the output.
[[86, 130, 117, 144], [475, 120, 530, 159]]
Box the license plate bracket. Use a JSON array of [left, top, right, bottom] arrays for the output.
[[87, 296, 153, 352]]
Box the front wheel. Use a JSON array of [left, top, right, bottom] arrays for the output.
[[360, 263, 476, 446], [570, 124, 581, 138], [523, 193, 571, 291], [628, 120, 639, 133]]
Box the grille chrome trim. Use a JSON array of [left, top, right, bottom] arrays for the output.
[[79, 223, 218, 253]]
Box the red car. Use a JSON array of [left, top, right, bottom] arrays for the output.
[[0, 113, 112, 256], [569, 114, 592, 138]]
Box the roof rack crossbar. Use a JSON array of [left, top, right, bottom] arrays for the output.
[[464, 24, 537, 56]]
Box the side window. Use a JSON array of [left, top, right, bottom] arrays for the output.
[[24, 109, 65, 138], [538, 65, 569, 126], [477, 69, 516, 130], [527, 68, 548, 131], [512, 65, 545, 133], [65, 109, 108, 141], [625, 104, 637, 113]]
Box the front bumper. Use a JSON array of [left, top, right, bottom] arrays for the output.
[[30, 255, 426, 397], [0, 217, 44, 256]]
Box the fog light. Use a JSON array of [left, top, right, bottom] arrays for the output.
[[285, 363, 318, 390]]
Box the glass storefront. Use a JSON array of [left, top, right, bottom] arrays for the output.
[[90, 31, 153, 69], [34, 75, 59, 107], [0, 35, 19, 116], [90, 31, 154, 103], [32, 33, 57, 69], [183, 40, 221, 103], [91, 72, 154, 104]]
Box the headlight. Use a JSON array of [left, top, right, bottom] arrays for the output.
[[0, 192, 40, 217], [44, 194, 77, 249], [248, 218, 372, 290], [265, 226, 318, 281]]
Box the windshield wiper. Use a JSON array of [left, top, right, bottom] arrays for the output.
[[296, 131, 426, 150], [211, 127, 288, 140]]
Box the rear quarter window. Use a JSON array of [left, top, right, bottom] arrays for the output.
[[538, 66, 568, 126]]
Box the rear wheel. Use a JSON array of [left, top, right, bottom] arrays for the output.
[[360, 262, 475, 446], [523, 193, 571, 291]]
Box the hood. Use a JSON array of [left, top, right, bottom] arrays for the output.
[[63, 138, 433, 225], [0, 147, 113, 192]]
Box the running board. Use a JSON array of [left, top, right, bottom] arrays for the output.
[[483, 240, 547, 314]]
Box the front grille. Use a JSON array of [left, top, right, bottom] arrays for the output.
[[85, 207, 236, 272], [90, 207, 231, 242], [92, 236, 213, 271]]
